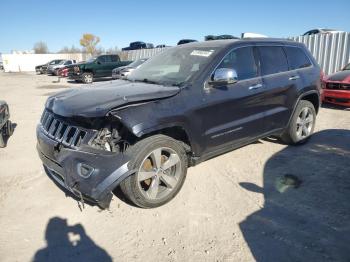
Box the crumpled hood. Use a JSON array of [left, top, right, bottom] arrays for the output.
[[45, 80, 180, 117], [326, 71, 350, 82]]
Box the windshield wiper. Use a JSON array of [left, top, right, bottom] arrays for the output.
[[132, 78, 161, 85], [171, 81, 186, 87]]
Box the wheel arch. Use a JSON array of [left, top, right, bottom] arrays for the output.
[[300, 91, 320, 114]]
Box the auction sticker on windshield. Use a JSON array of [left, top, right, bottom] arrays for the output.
[[190, 50, 214, 57]]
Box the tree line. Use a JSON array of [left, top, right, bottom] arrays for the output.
[[33, 33, 119, 55]]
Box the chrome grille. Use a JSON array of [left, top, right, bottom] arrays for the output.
[[326, 82, 350, 90], [40, 110, 86, 148]]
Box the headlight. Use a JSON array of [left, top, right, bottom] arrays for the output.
[[90, 128, 115, 152], [90, 127, 129, 153]]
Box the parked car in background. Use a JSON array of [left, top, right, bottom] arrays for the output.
[[322, 63, 350, 107], [47, 60, 76, 75], [177, 39, 198, 45], [303, 29, 344, 36], [0, 61, 3, 70], [37, 39, 322, 209], [58, 67, 69, 78], [122, 41, 154, 51], [0, 101, 13, 148], [205, 35, 239, 41], [36, 59, 64, 74], [68, 54, 132, 83], [155, 45, 170, 48], [112, 58, 148, 79]]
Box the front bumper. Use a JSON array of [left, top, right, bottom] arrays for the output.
[[323, 89, 350, 107], [36, 124, 134, 208], [68, 73, 83, 81], [112, 72, 121, 79]]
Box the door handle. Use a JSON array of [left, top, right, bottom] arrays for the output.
[[289, 75, 300, 81], [248, 83, 263, 90]]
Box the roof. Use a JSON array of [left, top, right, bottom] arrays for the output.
[[176, 38, 299, 49]]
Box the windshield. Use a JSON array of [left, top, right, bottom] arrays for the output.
[[128, 46, 219, 86], [58, 60, 66, 65], [86, 57, 97, 63], [129, 59, 148, 68], [343, 63, 350, 70]]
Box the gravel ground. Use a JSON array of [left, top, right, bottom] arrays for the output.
[[0, 72, 349, 262]]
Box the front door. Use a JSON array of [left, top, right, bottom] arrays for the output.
[[198, 46, 266, 154]]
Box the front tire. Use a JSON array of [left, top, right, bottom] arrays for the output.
[[120, 135, 188, 208], [0, 128, 6, 148], [82, 73, 93, 84], [281, 100, 316, 145]]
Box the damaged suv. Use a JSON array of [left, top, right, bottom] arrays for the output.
[[37, 39, 322, 209]]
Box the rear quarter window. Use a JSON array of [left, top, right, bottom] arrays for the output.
[[284, 47, 312, 70], [258, 46, 288, 75], [110, 55, 120, 62]]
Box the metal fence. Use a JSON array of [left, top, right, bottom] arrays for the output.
[[289, 32, 350, 75], [119, 47, 168, 61], [120, 33, 350, 76]]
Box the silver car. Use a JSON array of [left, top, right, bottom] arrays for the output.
[[112, 58, 148, 79], [47, 60, 76, 75]]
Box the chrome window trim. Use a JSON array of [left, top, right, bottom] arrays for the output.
[[204, 43, 315, 89]]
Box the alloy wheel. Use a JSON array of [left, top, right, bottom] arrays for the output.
[[296, 107, 314, 140], [137, 147, 181, 200], [84, 74, 93, 83]]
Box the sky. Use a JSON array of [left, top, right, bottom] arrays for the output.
[[1, 0, 350, 53]]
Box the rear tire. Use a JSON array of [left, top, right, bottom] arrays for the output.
[[120, 135, 188, 208], [281, 100, 316, 145]]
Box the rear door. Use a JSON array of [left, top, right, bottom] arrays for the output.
[[96, 55, 109, 77], [256, 45, 299, 132], [108, 55, 121, 75], [199, 46, 266, 153]]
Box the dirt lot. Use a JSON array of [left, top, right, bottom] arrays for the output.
[[0, 72, 349, 262]]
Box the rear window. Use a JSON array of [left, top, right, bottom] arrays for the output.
[[110, 55, 119, 62], [258, 46, 288, 75], [284, 47, 312, 70]]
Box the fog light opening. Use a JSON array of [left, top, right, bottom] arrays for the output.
[[77, 163, 94, 178]]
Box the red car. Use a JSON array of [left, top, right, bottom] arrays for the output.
[[322, 63, 350, 107], [58, 67, 69, 77]]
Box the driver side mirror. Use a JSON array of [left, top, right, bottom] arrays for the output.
[[96, 60, 101, 64], [209, 68, 238, 86]]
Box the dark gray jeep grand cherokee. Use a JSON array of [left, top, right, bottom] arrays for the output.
[[37, 39, 322, 209]]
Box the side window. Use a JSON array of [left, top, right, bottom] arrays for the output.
[[65, 61, 72, 65], [216, 47, 258, 81], [258, 46, 288, 75], [284, 47, 312, 70], [110, 55, 119, 62], [98, 56, 106, 63], [104, 56, 112, 63]]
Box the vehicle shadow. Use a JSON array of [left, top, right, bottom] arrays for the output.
[[32, 217, 112, 262], [322, 102, 350, 111], [239, 129, 350, 262]]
